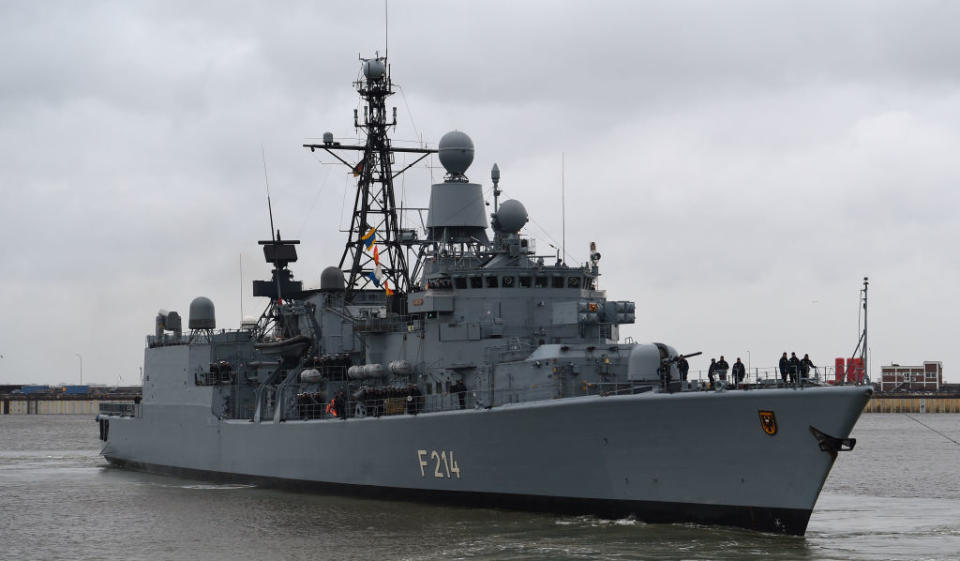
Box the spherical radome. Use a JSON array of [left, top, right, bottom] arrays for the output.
[[495, 199, 528, 233], [363, 59, 386, 80], [320, 266, 345, 291], [189, 296, 216, 330], [438, 130, 474, 177]]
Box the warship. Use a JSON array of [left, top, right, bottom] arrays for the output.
[[98, 54, 873, 535]]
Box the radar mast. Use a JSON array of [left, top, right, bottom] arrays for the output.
[[305, 55, 437, 300]]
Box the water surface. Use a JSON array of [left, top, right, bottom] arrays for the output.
[[1, 414, 957, 560]]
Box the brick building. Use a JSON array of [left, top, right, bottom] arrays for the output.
[[879, 361, 943, 392]]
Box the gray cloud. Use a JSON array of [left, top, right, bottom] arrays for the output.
[[1, 0, 957, 384]]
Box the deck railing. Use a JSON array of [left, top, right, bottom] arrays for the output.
[[98, 402, 140, 418]]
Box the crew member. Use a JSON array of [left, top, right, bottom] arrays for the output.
[[406, 385, 418, 415], [732, 358, 746, 386], [452, 380, 467, 409], [707, 358, 717, 389], [716, 356, 730, 383], [411, 384, 423, 414], [801, 354, 816, 379], [677, 355, 689, 381], [327, 391, 345, 419], [659, 361, 672, 390], [778, 352, 789, 384], [789, 352, 801, 384]]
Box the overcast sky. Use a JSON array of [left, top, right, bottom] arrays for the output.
[[1, 1, 958, 386]]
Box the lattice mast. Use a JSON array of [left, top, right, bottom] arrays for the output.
[[305, 55, 436, 299]]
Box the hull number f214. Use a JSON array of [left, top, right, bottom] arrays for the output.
[[417, 449, 462, 479]]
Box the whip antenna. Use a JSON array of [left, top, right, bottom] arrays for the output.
[[262, 145, 276, 242], [561, 152, 566, 265]]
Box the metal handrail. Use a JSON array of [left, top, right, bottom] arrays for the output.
[[98, 402, 140, 417]]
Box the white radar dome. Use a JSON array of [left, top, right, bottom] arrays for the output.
[[438, 130, 474, 178]]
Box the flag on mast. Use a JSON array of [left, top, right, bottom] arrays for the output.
[[361, 227, 376, 249]]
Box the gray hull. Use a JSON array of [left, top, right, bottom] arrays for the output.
[[101, 385, 871, 535]]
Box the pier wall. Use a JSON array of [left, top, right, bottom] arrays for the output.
[[1, 397, 136, 415], [864, 396, 960, 413]]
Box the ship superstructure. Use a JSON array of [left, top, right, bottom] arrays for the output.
[[98, 55, 873, 536]]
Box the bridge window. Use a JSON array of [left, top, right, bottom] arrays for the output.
[[470, 276, 483, 289], [519, 275, 532, 288], [551, 276, 564, 288], [535, 275, 548, 288], [502, 275, 515, 288], [454, 277, 467, 289], [567, 276, 581, 288], [486, 276, 499, 288]]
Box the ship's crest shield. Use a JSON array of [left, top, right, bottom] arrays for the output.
[[759, 410, 777, 435]]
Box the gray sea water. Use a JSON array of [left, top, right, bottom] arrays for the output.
[[0, 414, 958, 561]]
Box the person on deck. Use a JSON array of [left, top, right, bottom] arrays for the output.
[[789, 352, 801, 384], [801, 354, 817, 379], [779, 352, 789, 384], [732, 358, 746, 386], [708, 358, 717, 389], [677, 355, 690, 381], [716, 356, 730, 384]]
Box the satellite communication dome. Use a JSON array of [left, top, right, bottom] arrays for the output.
[[320, 266, 345, 291], [188, 297, 216, 330], [494, 199, 528, 233], [438, 130, 474, 178], [363, 59, 386, 80], [322, 132, 334, 144]]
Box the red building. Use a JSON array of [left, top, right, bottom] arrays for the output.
[[879, 362, 943, 392]]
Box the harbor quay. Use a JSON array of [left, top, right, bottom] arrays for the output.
[[0, 386, 140, 415]]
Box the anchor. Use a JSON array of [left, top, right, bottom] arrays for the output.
[[809, 425, 856, 456]]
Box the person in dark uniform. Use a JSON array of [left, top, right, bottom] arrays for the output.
[[732, 358, 746, 386], [677, 355, 690, 381], [413, 384, 423, 413], [659, 359, 672, 390], [707, 358, 717, 389], [407, 384, 417, 415], [716, 356, 730, 383], [452, 380, 467, 409], [779, 352, 789, 384], [801, 354, 816, 379], [334, 391, 346, 420], [788, 352, 801, 384]]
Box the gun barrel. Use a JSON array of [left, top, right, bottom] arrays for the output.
[[664, 351, 702, 364]]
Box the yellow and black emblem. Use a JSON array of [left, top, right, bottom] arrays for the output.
[[758, 410, 778, 436]]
